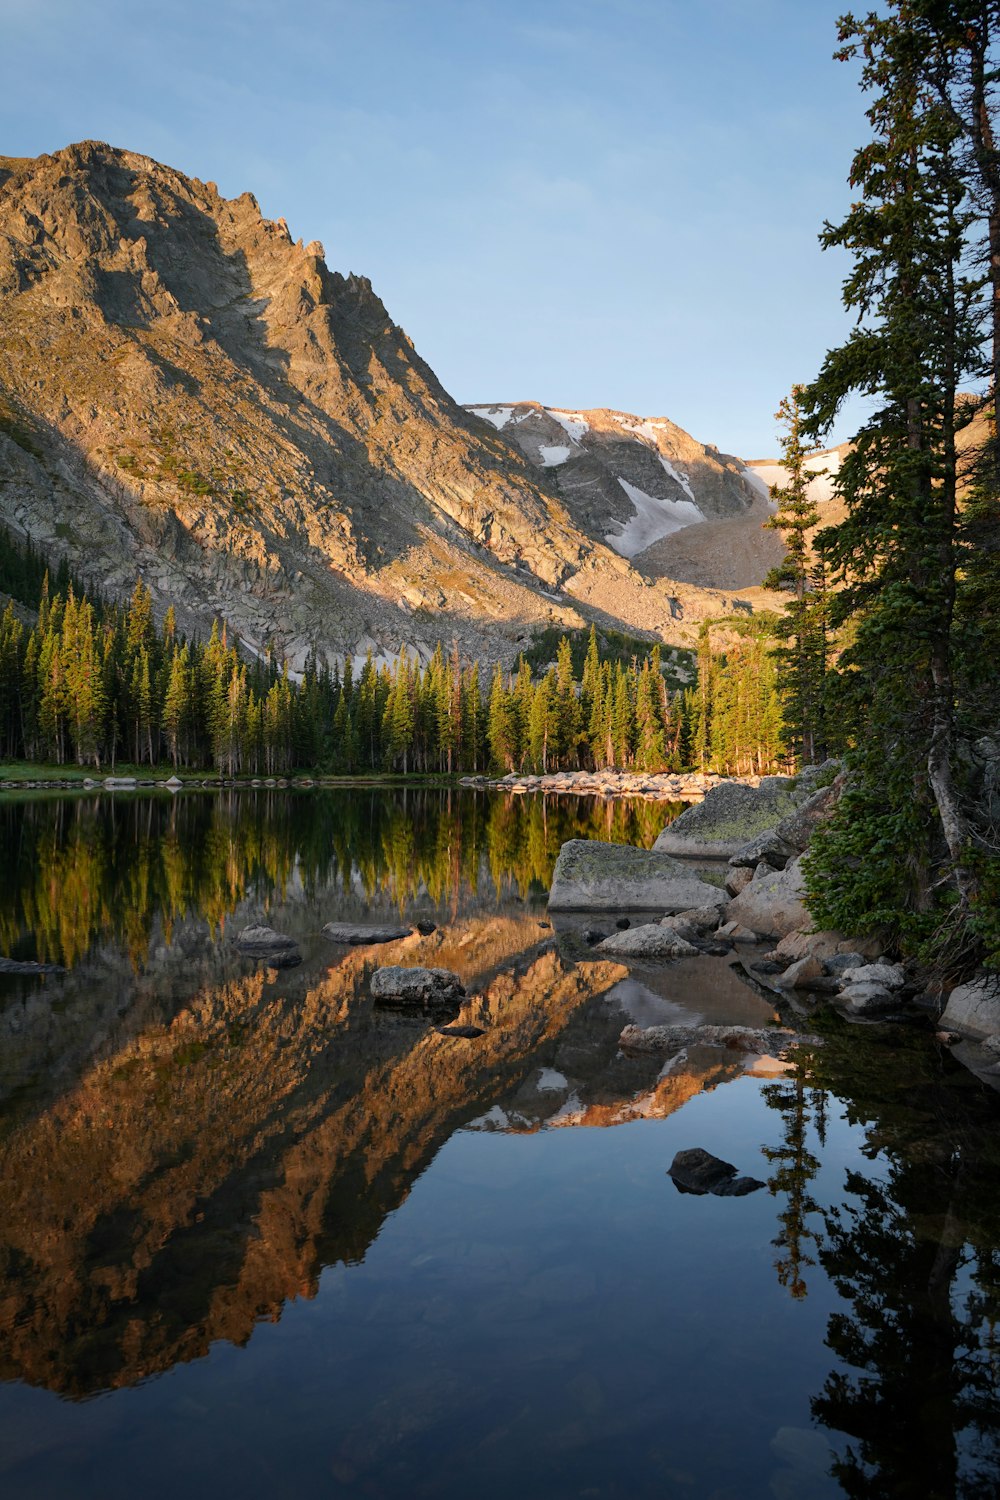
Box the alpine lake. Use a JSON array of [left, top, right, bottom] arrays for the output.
[[1, 784, 999, 1500]]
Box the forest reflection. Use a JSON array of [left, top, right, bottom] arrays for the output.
[[0, 788, 680, 969], [763, 1032, 1000, 1498]]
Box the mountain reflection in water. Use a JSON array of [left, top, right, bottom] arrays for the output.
[[0, 788, 999, 1499]]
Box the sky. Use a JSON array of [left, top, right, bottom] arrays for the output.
[[0, 0, 872, 458]]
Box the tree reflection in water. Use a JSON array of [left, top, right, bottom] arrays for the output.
[[0, 788, 681, 969], [766, 1022, 1000, 1498]]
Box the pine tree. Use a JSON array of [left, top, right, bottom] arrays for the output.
[[764, 387, 830, 764], [801, 1, 988, 948]]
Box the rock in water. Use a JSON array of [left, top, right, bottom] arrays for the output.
[[667, 1148, 764, 1197], [235, 925, 299, 955], [322, 922, 413, 945], [547, 840, 726, 913], [597, 925, 700, 959], [0, 956, 66, 974], [941, 976, 1000, 1039], [369, 966, 465, 1005]]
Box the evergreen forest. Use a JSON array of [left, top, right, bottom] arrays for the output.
[[0, 536, 790, 779]]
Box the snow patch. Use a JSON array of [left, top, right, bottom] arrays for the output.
[[537, 1068, 569, 1092], [539, 444, 571, 467], [618, 416, 673, 443], [546, 410, 590, 442], [469, 405, 514, 430], [606, 477, 704, 559], [746, 449, 842, 504], [658, 456, 697, 503]]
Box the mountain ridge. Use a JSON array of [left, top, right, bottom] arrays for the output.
[[1, 141, 770, 669]]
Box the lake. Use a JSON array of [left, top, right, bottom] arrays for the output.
[[1, 787, 999, 1499]]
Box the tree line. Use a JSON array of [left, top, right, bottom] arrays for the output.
[[0, 558, 789, 777]]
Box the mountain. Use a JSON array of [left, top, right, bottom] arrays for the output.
[[0, 142, 765, 670], [467, 401, 780, 595]]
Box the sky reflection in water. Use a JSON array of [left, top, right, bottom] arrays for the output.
[[0, 788, 999, 1499]]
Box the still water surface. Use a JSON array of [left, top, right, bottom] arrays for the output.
[[1, 788, 999, 1499]]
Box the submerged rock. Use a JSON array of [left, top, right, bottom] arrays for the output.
[[547, 840, 725, 913], [667, 1147, 765, 1197], [322, 922, 413, 945], [235, 925, 299, 955], [0, 956, 66, 975]]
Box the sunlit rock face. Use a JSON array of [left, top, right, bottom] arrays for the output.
[[466, 403, 756, 560], [0, 143, 766, 670]]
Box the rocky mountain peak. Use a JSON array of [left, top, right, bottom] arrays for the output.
[[0, 143, 770, 669]]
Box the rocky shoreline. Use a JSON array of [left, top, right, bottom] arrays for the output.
[[540, 762, 1000, 1091], [459, 769, 771, 800]]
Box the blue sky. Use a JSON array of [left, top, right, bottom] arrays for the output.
[[1, 0, 870, 457]]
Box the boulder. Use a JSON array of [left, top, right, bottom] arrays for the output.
[[547, 840, 726, 913], [619, 1022, 802, 1055], [723, 855, 810, 939], [667, 1148, 765, 1197], [235, 925, 299, 955], [717, 920, 761, 943], [656, 916, 702, 944], [370, 966, 465, 1005], [778, 955, 824, 989], [840, 962, 906, 990], [824, 951, 868, 974], [774, 779, 839, 852], [597, 925, 700, 959], [322, 921, 413, 945], [672, 904, 728, 933], [728, 830, 798, 871], [775, 929, 858, 962], [840, 982, 896, 1015], [725, 866, 754, 898], [941, 976, 1000, 1040], [653, 777, 807, 859]]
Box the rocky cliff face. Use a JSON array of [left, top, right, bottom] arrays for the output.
[[0, 143, 763, 669], [467, 403, 756, 560]]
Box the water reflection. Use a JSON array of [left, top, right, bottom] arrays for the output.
[[3, 791, 1000, 1499], [770, 1027, 1000, 1497], [0, 788, 679, 970]]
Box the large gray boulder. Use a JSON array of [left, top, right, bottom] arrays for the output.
[[774, 779, 840, 852], [370, 966, 465, 1005], [941, 976, 1000, 1039], [547, 840, 726, 912], [596, 925, 700, 959], [728, 829, 798, 870], [653, 777, 807, 859], [722, 855, 810, 939]]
